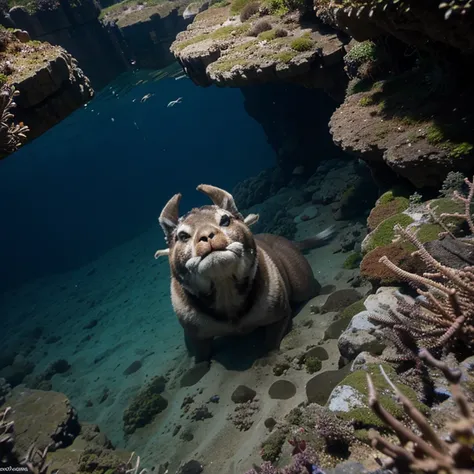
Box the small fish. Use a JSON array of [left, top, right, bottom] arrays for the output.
[[167, 97, 182, 108], [175, 74, 187, 80], [111, 118, 115, 122], [140, 93, 153, 103]]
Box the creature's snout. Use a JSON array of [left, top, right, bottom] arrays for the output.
[[195, 225, 228, 258]]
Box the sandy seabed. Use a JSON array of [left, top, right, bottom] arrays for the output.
[[1, 203, 370, 473]]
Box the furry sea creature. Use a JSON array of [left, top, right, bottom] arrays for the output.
[[155, 184, 333, 362]]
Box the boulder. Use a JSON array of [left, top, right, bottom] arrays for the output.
[[6, 387, 80, 457], [338, 311, 386, 361]]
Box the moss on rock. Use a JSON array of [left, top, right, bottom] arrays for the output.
[[334, 364, 429, 429], [363, 213, 414, 253], [123, 376, 168, 434], [360, 242, 425, 286], [428, 197, 465, 233], [339, 299, 366, 321], [367, 197, 409, 231], [343, 251, 362, 269], [290, 36, 314, 52]]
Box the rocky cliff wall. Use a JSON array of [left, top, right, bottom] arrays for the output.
[[7, 0, 129, 89], [117, 5, 192, 70], [171, 0, 474, 190], [0, 29, 94, 158]]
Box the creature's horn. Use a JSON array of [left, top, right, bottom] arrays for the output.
[[196, 184, 244, 220], [158, 193, 182, 244]]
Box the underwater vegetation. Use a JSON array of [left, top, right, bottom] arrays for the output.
[[369, 177, 474, 362], [368, 350, 474, 473], [0, 84, 28, 159]]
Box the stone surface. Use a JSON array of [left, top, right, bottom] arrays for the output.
[[9, 0, 127, 89], [322, 289, 362, 313], [6, 387, 80, 457], [350, 351, 382, 372], [327, 385, 365, 413], [170, 5, 346, 95], [180, 362, 210, 387], [2, 36, 94, 146]]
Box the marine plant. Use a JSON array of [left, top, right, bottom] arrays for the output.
[[367, 349, 474, 472], [369, 176, 474, 362], [440, 171, 467, 198], [0, 84, 29, 159], [290, 36, 314, 52], [123, 376, 168, 434], [247, 434, 321, 473]]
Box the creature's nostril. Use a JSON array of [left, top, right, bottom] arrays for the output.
[[199, 236, 208, 242], [209, 232, 215, 239]]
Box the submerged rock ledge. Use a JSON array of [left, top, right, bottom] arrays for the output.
[[0, 29, 93, 155], [171, 6, 347, 95]]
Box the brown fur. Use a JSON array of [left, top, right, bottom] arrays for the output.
[[156, 184, 324, 362]]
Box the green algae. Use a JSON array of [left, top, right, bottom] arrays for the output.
[[334, 364, 429, 429], [175, 24, 250, 51], [305, 356, 322, 374], [290, 36, 314, 52], [343, 251, 362, 269], [365, 213, 414, 253]]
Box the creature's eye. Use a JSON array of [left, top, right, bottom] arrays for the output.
[[178, 231, 190, 242], [219, 214, 231, 227]]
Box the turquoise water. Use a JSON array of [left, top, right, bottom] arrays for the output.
[[0, 65, 373, 474], [0, 67, 275, 291]]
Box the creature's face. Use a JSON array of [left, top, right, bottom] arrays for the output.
[[155, 185, 259, 297]]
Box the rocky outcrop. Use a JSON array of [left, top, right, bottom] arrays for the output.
[[4, 387, 80, 456], [1, 32, 93, 145], [314, 0, 474, 53], [5, 0, 128, 89], [171, 6, 347, 96], [1, 388, 134, 473], [329, 79, 474, 189], [116, 4, 193, 70]]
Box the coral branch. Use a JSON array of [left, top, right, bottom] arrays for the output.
[[367, 360, 474, 473]]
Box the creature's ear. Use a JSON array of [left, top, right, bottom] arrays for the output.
[[154, 248, 170, 259], [244, 214, 259, 226], [159, 193, 182, 245], [196, 184, 244, 220]]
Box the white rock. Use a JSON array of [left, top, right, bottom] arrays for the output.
[[327, 385, 365, 413]]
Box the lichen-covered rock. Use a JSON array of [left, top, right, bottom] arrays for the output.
[[367, 195, 409, 231], [6, 387, 80, 457], [47, 424, 131, 474], [0, 29, 93, 150], [327, 385, 366, 413], [329, 77, 474, 189], [361, 212, 414, 254], [170, 5, 346, 94], [327, 363, 429, 429]]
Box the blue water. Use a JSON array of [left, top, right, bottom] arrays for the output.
[[0, 68, 274, 291]]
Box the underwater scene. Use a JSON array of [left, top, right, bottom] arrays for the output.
[[1, 1, 474, 474]]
